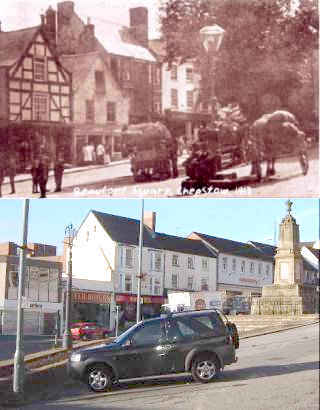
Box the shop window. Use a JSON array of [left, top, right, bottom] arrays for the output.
[[170, 65, 178, 80], [187, 256, 194, 270], [125, 248, 133, 268], [172, 274, 178, 289], [172, 254, 179, 267], [106, 102, 116, 122], [33, 94, 48, 121], [171, 89, 178, 108], [86, 100, 95, 122], [125, 275, 132, 292], [201, 277, 209, 291], [187, 275, 193, 290], [34, 58, 46, 81], [202, 259, 208, 271], [95, 70, 106, 94]]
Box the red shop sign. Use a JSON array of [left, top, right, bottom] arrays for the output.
[[72, 291, 111, 304]]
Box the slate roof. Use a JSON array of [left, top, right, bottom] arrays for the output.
[[0, 26, 39, 67], [192, 232, 273, 262], [92, 211, 215, 258], [92, 19, 156, 62], [249, 241, 277, 258]]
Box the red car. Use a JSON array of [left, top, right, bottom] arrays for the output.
[[71, 322, 111, 341]]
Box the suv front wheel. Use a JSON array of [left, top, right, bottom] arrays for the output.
[[191, 354, 220, 383], [87, 364, 113, 392]]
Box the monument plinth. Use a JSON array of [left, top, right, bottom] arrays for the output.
[[251, 200, 317, 315]]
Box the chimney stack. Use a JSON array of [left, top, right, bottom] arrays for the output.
[[144, 211, 156, 231], [44, 6, 57, 49], [129, 7, 148, 48]]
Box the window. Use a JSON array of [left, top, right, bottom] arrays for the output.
[[119, 247, 124, 267], [187, 275, 193, 290], [148, 64, 152, 84], [266, 265, 270, 276], [202, 259, 208, 271], [153, 101, 161, 113], [232, 258, 236, 272], [122, 61, 131, 81], [170, 65, 177, 80], [155, 67, 161, 84], [132, 320, 164, 346], [106, 102, 116, 122], [119, 273, 123, 290], [187, 257, 194, 270], [154, 278, 161, 295], [172, 274, 178, 288], [33, 94, 48, 121], [175, 313, 225, 339], [125, 248, 133, 268], [34, 58, 46, 81], [241, 261, 245, 273], [186, 90, 194, 109], [172, 254, 179, 267], [86, 100, 94, 122], [222, 257, 228, 271], [151, 252, 162, 272], [250, 262, 254, 273], [171, 89, 178, 108], [258, 263, 262, 275], [125, 275, 132, 292], [95, 70, 106, 94], [201, 277, 208, 291], [186, 67, 193, 82]]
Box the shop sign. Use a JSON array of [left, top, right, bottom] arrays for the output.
[[72, 291, 111, 304], [239, 277, 258, 284], [116, 294, 164, 304]]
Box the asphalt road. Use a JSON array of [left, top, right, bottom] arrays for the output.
[[1, 148, 318, 198], [24, 323, 319, 410], [0, 335, 61, 362]]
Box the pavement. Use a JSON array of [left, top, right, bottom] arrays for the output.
[[0, 317, 318, 409]]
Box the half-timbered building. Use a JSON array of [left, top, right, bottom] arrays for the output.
[[0, 22, 72, 169]]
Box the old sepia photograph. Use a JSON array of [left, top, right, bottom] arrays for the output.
[[0, 0, 318, 198]]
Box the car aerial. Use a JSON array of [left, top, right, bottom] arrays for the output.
[[68, 309, 239, 392], [70, 322, 111, 341]]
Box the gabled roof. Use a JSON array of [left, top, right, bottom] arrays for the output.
[[0, 26, 39, 67], [248, 241, 277, 258], [60, 52, 102, 92], [92, 19, 156, 62], [91, 211, 215, 258], [192, 232, 273, 262]]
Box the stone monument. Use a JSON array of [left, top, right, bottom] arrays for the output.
[[251, 200, 317, 315]]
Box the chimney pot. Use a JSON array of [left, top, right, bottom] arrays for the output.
[[144, 211, 156, 231]]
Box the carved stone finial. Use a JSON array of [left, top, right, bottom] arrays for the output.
[[286, 199, 293, 215]]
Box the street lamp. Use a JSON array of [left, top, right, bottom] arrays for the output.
[[63, 223, 76, 349], [199, 25, 225, 120]]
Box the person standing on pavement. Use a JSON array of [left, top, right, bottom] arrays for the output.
[[169, 136, 179, 178], [96, 143, 105, 165], [31, 158, 40, 194], [54, 151, 64, 192], [37, 153, 50, 198], [7, 152, 16, 194]]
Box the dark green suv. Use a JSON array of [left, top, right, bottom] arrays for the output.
[[67, 309, 239, 392]]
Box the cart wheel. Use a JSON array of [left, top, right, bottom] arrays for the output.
[[299, 152, 309, 175]]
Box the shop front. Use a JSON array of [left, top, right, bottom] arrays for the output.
[[73, 123, 124, 166], [0, 121, 73, 171], [70, 290, 112, 327], [115, 294, 165, 329]]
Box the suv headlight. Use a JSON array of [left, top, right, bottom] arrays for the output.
[[70, 353, 82, 362]]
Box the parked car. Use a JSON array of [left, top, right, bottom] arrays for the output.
[[68, 309, 239, 392], [70, 322, 111, 341]]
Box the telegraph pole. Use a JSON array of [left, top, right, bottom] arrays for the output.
[[13, 199, 30, 394], [136, 199, 144, 323], [63, 224, 75, 349]]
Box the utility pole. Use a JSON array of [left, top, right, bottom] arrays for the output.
[[136, 199, 144, 323], [13, 199, 30, 394], [63, 224, 75, 349]]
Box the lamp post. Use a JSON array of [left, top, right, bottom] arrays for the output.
[[63, 223, 76, 349], [13, 199, 30, 394], [199, 25, 225, 121], [136, 199, 144, 323]]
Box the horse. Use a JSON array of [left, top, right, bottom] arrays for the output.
[[248, 110, 308, 179]]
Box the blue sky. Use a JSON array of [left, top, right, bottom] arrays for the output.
[[2, 0, 162, 38], [0, 199, 318, 254]]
